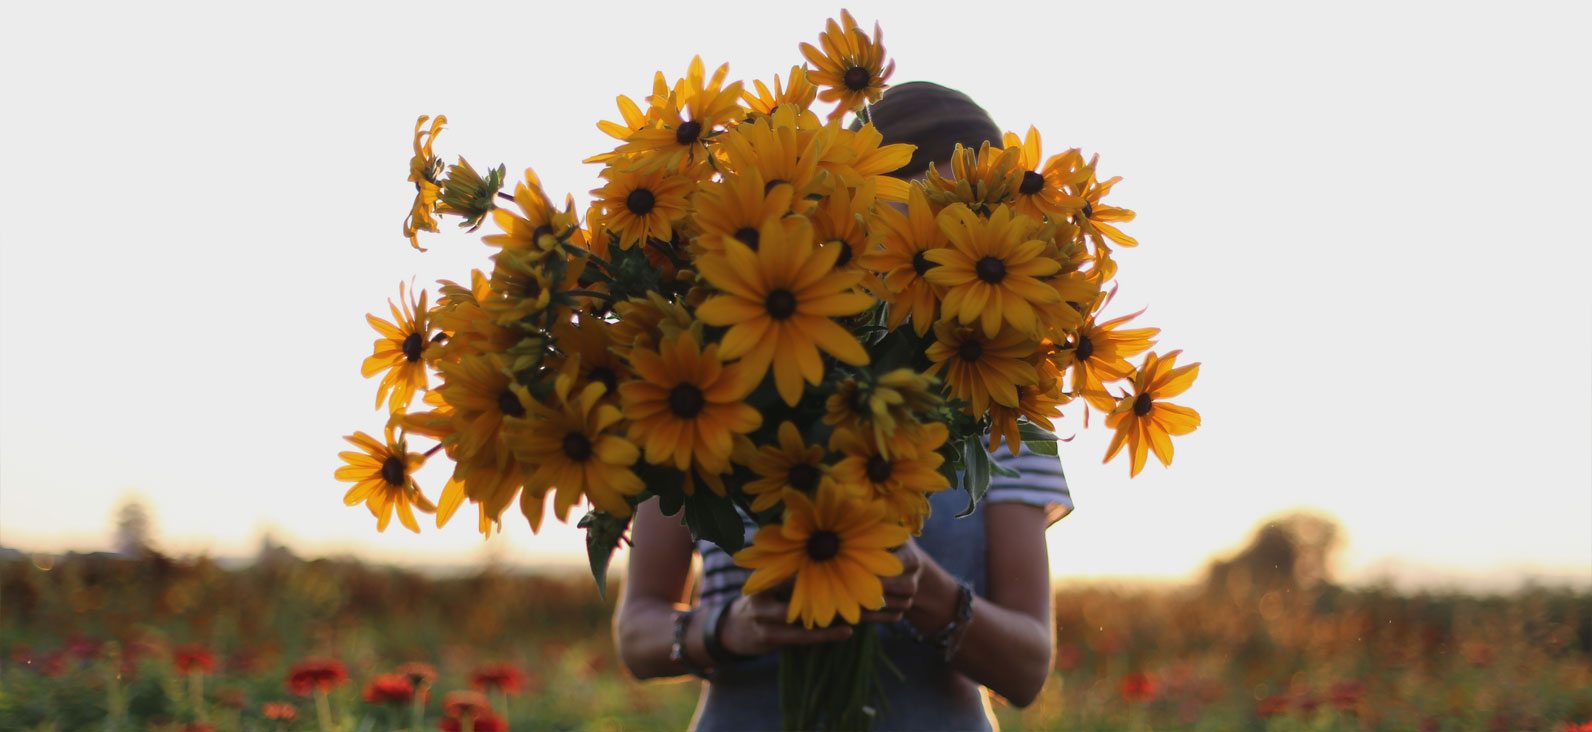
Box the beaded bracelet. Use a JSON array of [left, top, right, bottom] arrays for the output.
[[669, 609, 713, 679]]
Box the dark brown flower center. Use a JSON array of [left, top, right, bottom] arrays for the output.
[[1133, 392, 1153, 416], [589, 367, 619, 396], [668, 383, 705, 418], [381, 456, 406, 486], [1075, 335, 1094, 362], [957, 339, 983, 363], [975, 256, 1007, 284], [787, 463, 820, 493], [806, 530, 841, 561], [734, 226, 760, 249], [626, 187, 656, 215], [532, 224, 555, 242], [765, 289, 797, 320], [1081, 202, 1094, 219], [675, 120, 703, 146], [865, 455, 893, 483], [830, 239, 853, 268], [562, 432, 593, 462], [523, 277, 543, 298], [1019, 170, 1045, 195], [497, 390, 526, 418], [912, 250, 935, 276], [843, 67, 871, 91], [402, 333, 424, 362]]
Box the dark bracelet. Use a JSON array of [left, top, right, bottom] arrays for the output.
[[703, 599, 756, 665], [907, 581, 975, 661], [669, 609, 713, 679]]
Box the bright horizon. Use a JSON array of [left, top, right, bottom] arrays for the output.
[[2, 2, 1588, 593]]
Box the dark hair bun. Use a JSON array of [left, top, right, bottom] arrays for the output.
[[851, 81, 1001, 179]]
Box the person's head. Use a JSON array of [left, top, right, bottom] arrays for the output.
[[852, 81, 1002, 180]]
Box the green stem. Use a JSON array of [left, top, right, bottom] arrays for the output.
[[315, 688, 334, 732], [190, 671, 207, 720], [105, 661, 126, 732], [410, 690, 425, 732]]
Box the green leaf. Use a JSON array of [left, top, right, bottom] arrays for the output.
[[957, 440, 992, 518], [1022, 439, 1059, 457], [681, 490, 745, 553], [1016, 421, 1059, 443], [578, 511, 631, 600], [870, 328, 925, 373]]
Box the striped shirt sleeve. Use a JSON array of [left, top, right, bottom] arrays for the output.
[[985, 442, 1074, 527]]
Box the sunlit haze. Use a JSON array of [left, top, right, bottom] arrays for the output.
[[2, 1, 1588, 591]]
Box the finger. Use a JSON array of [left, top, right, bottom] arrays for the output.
[[751, 601, 791, 623], [879, 577, 918, 596]]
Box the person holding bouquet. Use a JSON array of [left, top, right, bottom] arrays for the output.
[[614, 83, 1074, 732]]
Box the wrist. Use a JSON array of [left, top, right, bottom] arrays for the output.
[[906, 561, 958, 635], [904, 564, 975, 660]]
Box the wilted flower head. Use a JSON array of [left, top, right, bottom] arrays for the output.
[[262, 702, 298, 721], [396, 661, 439, 688], [470, 662, 528, 695], [1329, 681, 1364, 710], [172, 644, 216, 675], [443, 690, 493, 718], [363, 673, 418, 705], [286, 657, 348, 696], [1119, 671, 1156, 703], [1256, 694, 1290, 718]]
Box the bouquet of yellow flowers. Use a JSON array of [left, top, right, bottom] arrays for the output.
[[337, 9, 1198, 729]]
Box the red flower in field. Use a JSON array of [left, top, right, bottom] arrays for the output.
[[471, 662, 527, 695], [1329, 681, 1364, 711], [440, 713, 508, 732], [66, 636, 103, 660], [363, 673, 418, 705], [1560, 722, 1592, 732], [39, 650, 69, 677], [397, 661, 439, 688], [443, 690, 494, 718], [1256, 695, 1290, 718], [1295, 691, 1321, 714], [286, 657, 349, 696], [262, 702, 298, 721], [1119, 671, 1156, 703], [173, 645, 216, 675], [1054, 643, 1081, 671]]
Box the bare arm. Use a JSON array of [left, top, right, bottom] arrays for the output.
[[613, 497, 711, 679], [904, 502, 1054, 707]]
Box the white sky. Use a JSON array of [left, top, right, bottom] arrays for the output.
[[2, 1, 1588, 589]]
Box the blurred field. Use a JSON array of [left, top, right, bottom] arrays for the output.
[[2, 516, 1589, 731]]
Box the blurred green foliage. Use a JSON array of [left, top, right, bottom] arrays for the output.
[[1, 542, 1588, 731]]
